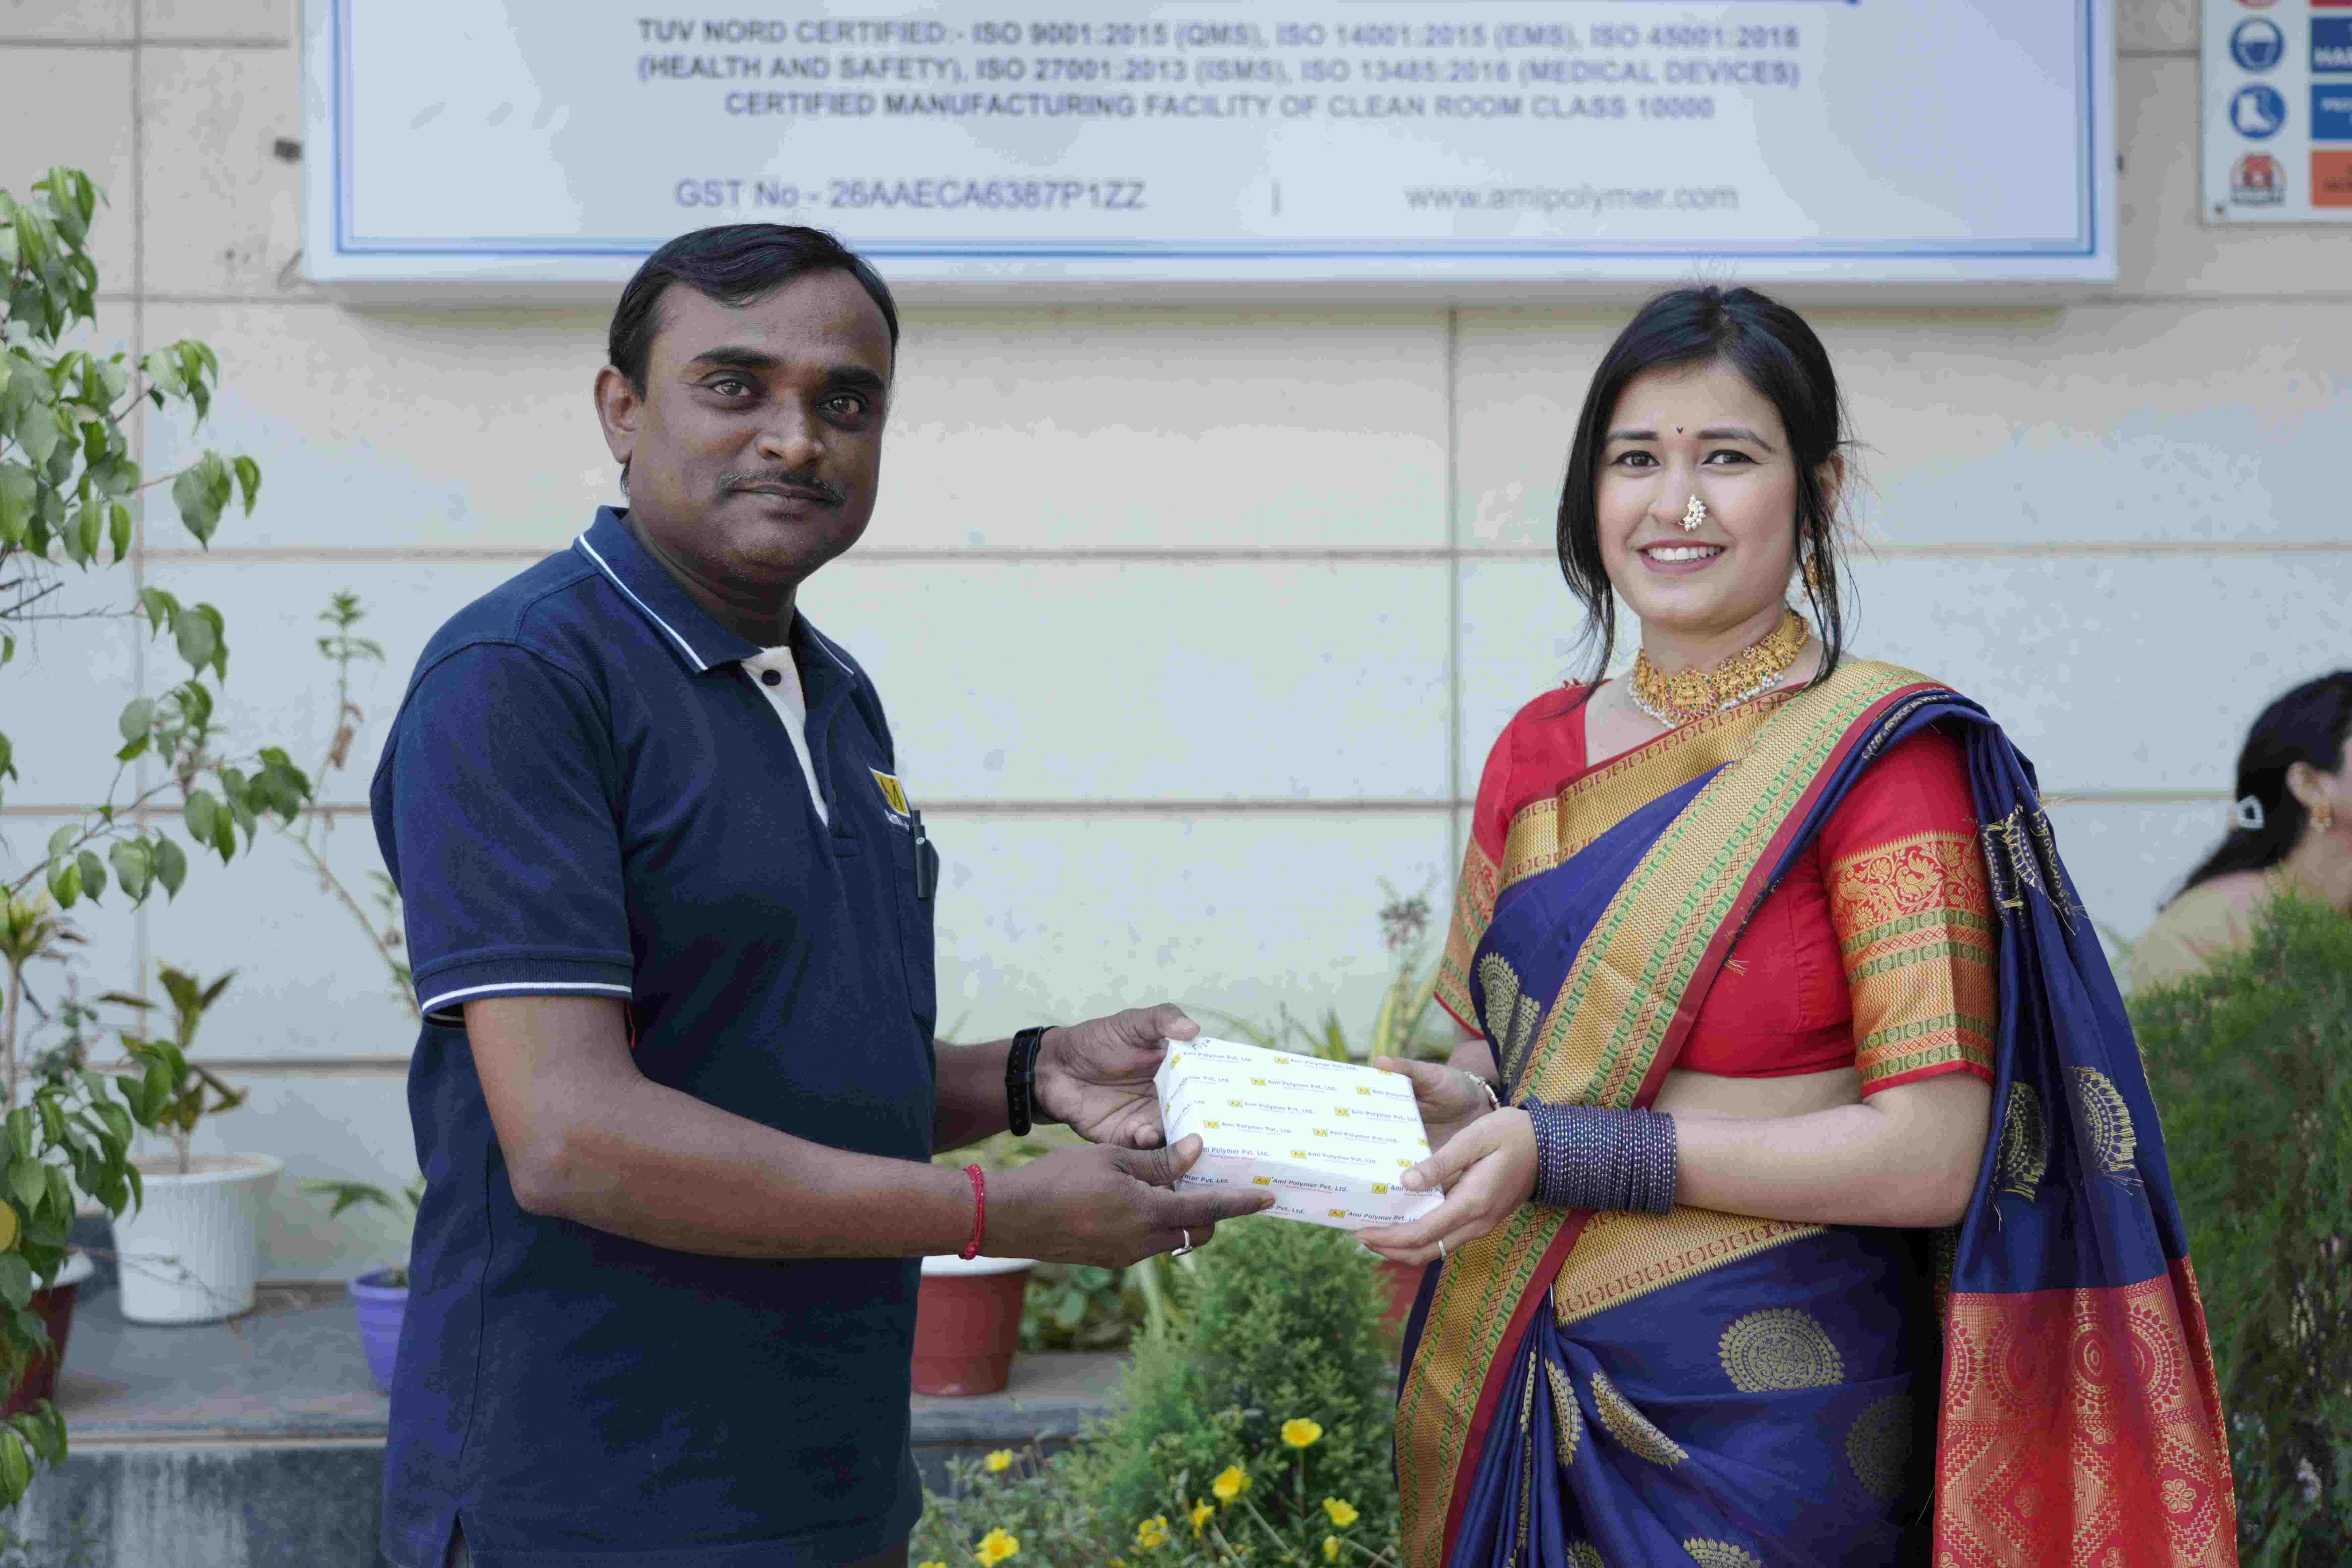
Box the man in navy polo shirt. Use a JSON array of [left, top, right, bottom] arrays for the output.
[[369, 225, 1269, 1568]]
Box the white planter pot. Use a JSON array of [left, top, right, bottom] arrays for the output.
[[111, 1154, 282, 1324]]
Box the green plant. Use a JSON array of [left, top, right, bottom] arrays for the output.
[[2130, 891, 2352, 1565], [106, 963, 243, 1177], [1218, 888, 1455, 1067], [914, 1215, 1405, 1565], [302, 1175, 423, 1286], [0, 165, 306, 1511]]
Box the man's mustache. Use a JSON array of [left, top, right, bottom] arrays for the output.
[[718, 469, 847, 506]]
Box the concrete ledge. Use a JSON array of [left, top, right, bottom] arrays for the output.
[[13, 1278, 1124, 1565]]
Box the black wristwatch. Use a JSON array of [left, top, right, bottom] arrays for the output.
[[1006, 1026, 1058, 1136]]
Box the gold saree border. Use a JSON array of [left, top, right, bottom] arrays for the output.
[[1396, 663, 1934, 1568]]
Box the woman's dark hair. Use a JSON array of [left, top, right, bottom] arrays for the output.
[[1553, 285, 1853, 706], [2174, 671, 2352, 900], [606, 223, 900, 394]]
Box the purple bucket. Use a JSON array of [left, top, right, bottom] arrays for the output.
[[349, 1269, 409, 1392]]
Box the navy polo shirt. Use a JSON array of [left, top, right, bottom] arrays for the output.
[[369, 508, 939, 1568]]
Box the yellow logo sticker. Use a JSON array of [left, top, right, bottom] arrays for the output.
[[1250, 1076, 1267, 1086], [1356, 1085, 1372, 1095], [1291, 1149, 1307, 1159], [1227, 1098, 1244, 1108], [1204, 1120, 1221, 1129], [1312, 1128, 1329, 1138], [1333, 1107, 1350, 1118], [869, 769, 910, 818], [1328, 1208, 1347, 1218], [1251, 1176, 1271, 1186], [1372, 1183, 1389, 1195]]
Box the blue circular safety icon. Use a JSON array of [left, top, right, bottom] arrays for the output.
[[2230, 84, 2288, 140], [2230, 19, 2286, 72]]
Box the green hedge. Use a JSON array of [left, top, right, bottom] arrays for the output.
[[2130, 892, 2352, 1564]]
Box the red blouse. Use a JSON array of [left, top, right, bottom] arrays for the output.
[[1443, 686, 1997, 1096]]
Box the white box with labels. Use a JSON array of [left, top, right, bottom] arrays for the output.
[[1154, 1038, 1444, 1231]]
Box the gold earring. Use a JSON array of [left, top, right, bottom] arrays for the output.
[[2319, 805, 2338, 833], [1680, 495, 1707, 532]]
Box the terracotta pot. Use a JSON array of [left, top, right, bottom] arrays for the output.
[[912, 1254, 1034, 1397], [349, 1268, 409, 1392], [3, 1253, 95, 1418], [1375, 1256, 1430, 1341]]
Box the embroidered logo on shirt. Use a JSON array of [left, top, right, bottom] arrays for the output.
[[869, 769, 911, 826]]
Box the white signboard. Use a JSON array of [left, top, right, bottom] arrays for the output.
[[2203, 0, 2352, 223], [300, 1, 2117, 291]]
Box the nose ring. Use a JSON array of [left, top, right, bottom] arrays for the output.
[[1680, 495, 1708, 533]]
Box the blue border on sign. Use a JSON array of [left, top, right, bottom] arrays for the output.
[[331, 0, 2100, 263]]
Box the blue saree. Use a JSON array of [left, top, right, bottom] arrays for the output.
[[1395, 663, 2235, 1567]]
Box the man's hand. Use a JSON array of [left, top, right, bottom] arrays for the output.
[[1034, 1002, 1199, 1149], [1356, 1109, 1536, 1268], [1372, 1055, 1496, 1158], [986, 1134, 1273, 1266]]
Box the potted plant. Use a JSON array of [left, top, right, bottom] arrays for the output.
[[301, 1175, 422, 1390], [1, 164, 308, 1504], [103, 966, 276, 1324]]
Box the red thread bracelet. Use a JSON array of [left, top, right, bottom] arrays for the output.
[[958, 1163, 986, 1260]]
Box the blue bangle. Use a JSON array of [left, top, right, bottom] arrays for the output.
[[1526, 1102, 1678, 1215]]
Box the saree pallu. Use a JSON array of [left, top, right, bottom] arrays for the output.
[[1396, 663, 2236, 1568]]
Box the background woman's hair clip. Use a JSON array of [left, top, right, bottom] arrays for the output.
[[2233, 795, 2267, 833]]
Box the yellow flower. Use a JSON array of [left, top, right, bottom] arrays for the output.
[[1281, 1418, 1324, 1450], [1135, 1515, 1171, 1550], [1322, 1497, 1359, 1528], [975, 1527, 1020, 1566], [919, 1562, 946, 1568], [1189, 1499, 1215, 1536], [1211, 1464, 1250, 1504], [983, 1449, 1014, 1474], [1324, 1538, 1341, 1562]]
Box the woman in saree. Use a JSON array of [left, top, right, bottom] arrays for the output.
[[1357, 287, 2236, 1567]]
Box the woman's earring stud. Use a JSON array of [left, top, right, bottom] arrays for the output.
[[1680, 495, 1707, 532]]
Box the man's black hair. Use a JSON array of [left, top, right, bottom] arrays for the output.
[[607, 224, 900, 394]]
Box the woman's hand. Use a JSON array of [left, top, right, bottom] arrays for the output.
[[1372, 1056, 1496, 1158], [1355, 1108, 1536, 1267]]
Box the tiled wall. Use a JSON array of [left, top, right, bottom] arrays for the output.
[[2, 0, 2347, 1276]]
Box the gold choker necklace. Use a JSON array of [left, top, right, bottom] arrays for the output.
[[1629, 610, 1810, 726]]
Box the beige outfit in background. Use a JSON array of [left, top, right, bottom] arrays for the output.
[[2128, 872, 2291, 993]]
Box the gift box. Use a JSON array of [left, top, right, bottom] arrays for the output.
[[1154, 1037, 1443, 1230]]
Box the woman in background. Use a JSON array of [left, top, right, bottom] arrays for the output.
[[1357, 286, 2235, 1567], [2131, 672, 2352, 992]]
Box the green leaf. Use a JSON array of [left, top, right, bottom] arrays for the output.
[[72, 502, 102, 564], [6, 1113, 32, 1165], [182, 789, 218, 846], [108, 498, 131, 560], [173, 601, 221, 673], [7, 1164, 42, 1214], [232, 454, 260, 514], [14, 405, 60, 468], [152, 833, 188, 897], [41, 1169, 70, 1227], [0, 1424, 30, 1508], [117, 697, 156, 744], [44, 856, 80, 909], [170, 463, 222, 543], [0, 463, 34, 548], [109, 838, 152, 901], [45, 823, 77, 862], [75, 849, 106, 902]]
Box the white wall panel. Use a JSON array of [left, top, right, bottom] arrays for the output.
[[136, 559, 507, 808], [1453, 303, 2352, 551], [887, 308, 1450, 552], [2118, 0, 2193, 56], [2044, 798, 2232, 954], [140, 810, 412, 1059], [0, 0, 129, 42], [1456, 555, 2352, 797], [137, 44, 305, 297], [0, 44, 135, 287], [142, 0, 288, 44], [0, 565, 144, 808], [166, 1071, 418, 1278], [927, 809, 1456, 1047], [141, 302, 611, 550], [805, 557, 1454, 802]]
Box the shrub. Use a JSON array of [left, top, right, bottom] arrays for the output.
[[2130, 891, 2352, 1564], [914, 1215, 1403, 1565]]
